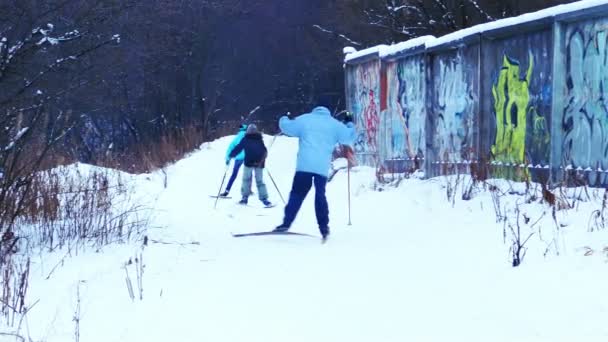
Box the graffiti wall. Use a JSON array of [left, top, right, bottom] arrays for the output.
[[345, 59, 381, 166], [344, 3, 608, 186], [481, 30, 553, 181], [384, 54, 427, 172], [560, 18, 608, 185], [428, 45, 479, 177]]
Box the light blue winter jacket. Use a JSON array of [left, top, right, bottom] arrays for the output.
[[279, 106, 356, 177], [225, 129, 246, 162]]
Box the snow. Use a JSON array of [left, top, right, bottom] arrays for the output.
[[343, 46, 357, 54], [344, 35, 434, 63], [4, 127, 29, 151], [344, 44, 388, 62], [379, 35, 436, 58], [8, 41, 23, 56], [5, 135, 608, 341]]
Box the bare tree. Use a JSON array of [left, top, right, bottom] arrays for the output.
[[342, 0, 574, 42], [0, 0, 134, 328]]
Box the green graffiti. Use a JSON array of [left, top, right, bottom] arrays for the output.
[[491, 52, 534, 166], [532, 110, 549, 144]]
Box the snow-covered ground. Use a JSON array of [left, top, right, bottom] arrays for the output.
[[9, 135, 608, 342]]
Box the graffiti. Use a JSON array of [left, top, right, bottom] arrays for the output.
[[434, 54, 474, 162], [530, 109, 550, 164], [397, 57, 426, 159], [563, 21, 608, 184], [385, 58, 425, 161], [363, 88, 379, 150], [383, 62, 403, 160], [354, 131, 368, 154], [346, 61, 380, 161], [491, 52, 533, 165]]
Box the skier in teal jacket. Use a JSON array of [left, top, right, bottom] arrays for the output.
[[220, 124, 247, 196]]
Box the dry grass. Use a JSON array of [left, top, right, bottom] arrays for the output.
[[95, 125, 206, 174]]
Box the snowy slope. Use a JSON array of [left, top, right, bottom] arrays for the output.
[[10, 135, 608, 342]]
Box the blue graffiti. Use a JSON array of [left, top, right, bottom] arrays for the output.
[[563, 21, 608, 184]]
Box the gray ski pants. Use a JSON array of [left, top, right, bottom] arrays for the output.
[[241, 166, 268, 201]]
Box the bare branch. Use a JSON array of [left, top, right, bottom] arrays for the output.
[[312, 24, 362, 46], [466, 0, 495, 21], [1, 34, 119, 105]]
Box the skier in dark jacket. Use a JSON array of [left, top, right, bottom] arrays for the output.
[[229, 124, 273, 207]]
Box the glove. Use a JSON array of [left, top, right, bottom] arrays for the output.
[[343, 111, 353, 124], [225, 159, 230, 165]]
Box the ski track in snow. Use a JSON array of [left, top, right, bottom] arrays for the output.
[[15, 135, 608, 342]]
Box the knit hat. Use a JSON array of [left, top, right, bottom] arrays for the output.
[[246, 124, 258, 134]]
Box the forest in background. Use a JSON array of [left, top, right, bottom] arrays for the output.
[[0, 0, 575, 173]]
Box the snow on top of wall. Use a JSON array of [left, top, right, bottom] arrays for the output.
[[426, 0, 608, 48], [344, 0, 608, 63], [343, 44, 388, 63], [379, 35, 436, 58], [344, 36, 435, 63], [343, 46, 357, 54]]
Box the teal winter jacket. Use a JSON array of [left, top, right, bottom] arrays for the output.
[[225, 126, 247, 162]]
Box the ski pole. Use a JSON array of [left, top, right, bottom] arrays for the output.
[[267, 111, 290, 150], [268, 133, 281, 150], [214, 164, 230, 209], [347, 157, 352, 226], [266, 168, 286, 205], [241, 105, 262, 125]]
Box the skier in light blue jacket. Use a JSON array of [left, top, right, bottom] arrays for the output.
[[273, 96, 356, 241], [220, 124, 247, 197]]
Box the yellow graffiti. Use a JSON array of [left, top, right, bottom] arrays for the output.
[[491, 52, 533, 165]]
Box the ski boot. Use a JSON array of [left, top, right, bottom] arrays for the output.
[[320, 226, 330, 244], [273, 223, 290, 233]]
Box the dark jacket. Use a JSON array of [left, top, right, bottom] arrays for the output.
[[229, 132, 268, 168]]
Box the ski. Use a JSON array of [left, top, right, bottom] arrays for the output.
[[210, 195, 232, 199], [231, 231, 316, 238]]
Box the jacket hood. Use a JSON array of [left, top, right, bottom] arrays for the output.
[[239, 124, 247, 131], [311, 106, 331, 116]]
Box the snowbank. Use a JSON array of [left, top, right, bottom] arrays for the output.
[[5, 135, 607, 342]]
